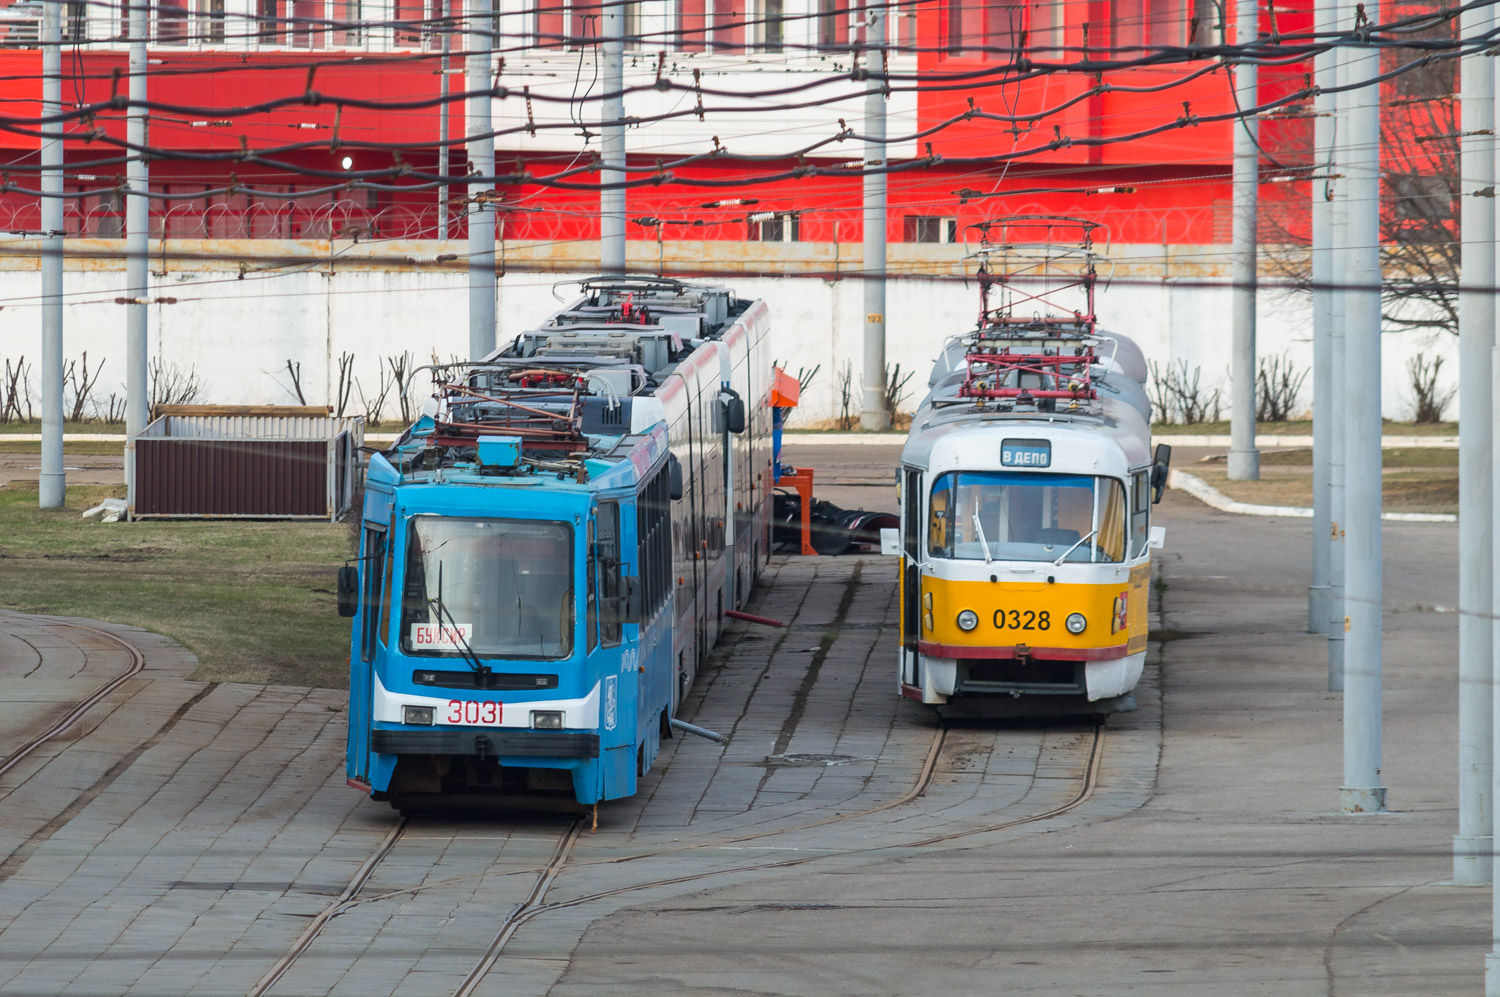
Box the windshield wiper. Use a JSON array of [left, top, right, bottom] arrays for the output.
[[432, 562, 489, 676], [971, 508, 994, 565], [1054, 529, 1098, 566]]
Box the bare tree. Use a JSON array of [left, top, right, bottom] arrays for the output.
[[387, 351, 416, 425], [2, 356, 34, 423], [1260, 2, 1457, 335], [284, 359, 308, 405], [150, 357, 205, 409], [64, 352, 105, 423], [335, 352, 355, 418]]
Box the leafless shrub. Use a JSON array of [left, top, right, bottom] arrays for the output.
[[884, 362, 915, 418], [1149, 360, 1223, 425], [387, 351, 416, 425], [356, 365, 392, 424], [335, 352, 355, 417], [2, 356, 34, 423], [1256, 353, 1309, 423], [94, 392, 127, 425], [836, 361, 855, 430], [284, 359, 307, 405], [64, 352, 105, 422], [150, 357, 204, 409], [1408, 354, 1455, 423]]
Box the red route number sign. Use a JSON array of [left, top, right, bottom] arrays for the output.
[[447, 700, 502, 725]]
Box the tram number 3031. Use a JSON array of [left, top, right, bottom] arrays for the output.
[[993, 610, 1051, 631], [447, 700, 503, 725]]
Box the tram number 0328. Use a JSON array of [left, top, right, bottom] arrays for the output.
[[993, 610, 1050, 631], [447, 700, 503, 725]]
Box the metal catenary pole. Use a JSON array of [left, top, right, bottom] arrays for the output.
[[438, 22, 451, 241], [38, 0, 64, 510], [1455, 0, 1494, 888], [600, 0, 626, 275], [1308, 0, 1336, 637], [466, 0, 496, 360], [1339, 0, 1384, 815], [1327, 0, 1352, 693], [1227, 0, 1260, 481], [1490, 338, 1500, 994], [860, 8, 889, 432], [125, 0, 149, 487]]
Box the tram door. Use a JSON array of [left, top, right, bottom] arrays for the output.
[[901, 469, 920, 686]]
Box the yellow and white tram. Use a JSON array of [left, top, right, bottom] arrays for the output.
[[886, 326, 1170, 717]]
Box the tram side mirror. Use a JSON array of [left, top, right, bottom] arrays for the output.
[[1149, 526, 1167, 550], [879, 527, 901, 557], [336, 566, 359, 617], [723, 396, 747, 434], [1150, 444, 1173, 504], [668, 454, 684, 501]]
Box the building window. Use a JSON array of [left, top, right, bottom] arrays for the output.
[[710, 0, 744, 51], [817, 0, 848, 50], [759, 0, 783, 51], [61, 0, 86, 40], [1030, 0, 1063, 59], [1111, 0, 1187, 54], [258, 0, 282, 42], [751, 213, 799, 242], [196, 0, 226, 42], [905, 216, 957, 243], [945, 0, 1025, 61], [159, 0, 189, 41]]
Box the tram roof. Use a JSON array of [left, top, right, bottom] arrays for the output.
[[900, 409, 1150, 474]]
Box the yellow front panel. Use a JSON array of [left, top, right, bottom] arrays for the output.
[[922, 570, 1146, 652]]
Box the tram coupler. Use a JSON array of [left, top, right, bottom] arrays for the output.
[[725, 609, 786, 628], [670, 718, 729, 744]]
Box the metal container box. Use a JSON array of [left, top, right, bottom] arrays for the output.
[[129, 406, 364, 520]]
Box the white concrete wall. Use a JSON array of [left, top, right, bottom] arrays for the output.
[[0, 261, 1459, 424]]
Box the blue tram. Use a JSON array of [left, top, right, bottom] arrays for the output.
[[338, 277, 772, 809]]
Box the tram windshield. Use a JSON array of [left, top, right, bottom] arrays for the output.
[[399, 516, 575, 659], [928, 471, 1127, 563]]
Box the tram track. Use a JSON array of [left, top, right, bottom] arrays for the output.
[[251, 720, 1103, 996], [461, 722, 1106, 994], [0, 616, 147, 783]]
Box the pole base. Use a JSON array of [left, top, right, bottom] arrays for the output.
[[1327, 634, 1344, 692], [1226, 448, 1260, 481], [1485, 952, 1500, 996], [859, 409, 891, 432], [1339, 784, 1387, 813], [1307, 585, 1331, 635], [38, 471, 65, 509], [1453, 834, 1493, 886]]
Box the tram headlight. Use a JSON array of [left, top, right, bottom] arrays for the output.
[[1066, 613, 1087, 635], [531, 710, 564, 730], [956, 609, 979, 632], [403, 705, 434, 726]]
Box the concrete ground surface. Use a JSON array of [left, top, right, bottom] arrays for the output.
[[0, 453, 1483, 995]]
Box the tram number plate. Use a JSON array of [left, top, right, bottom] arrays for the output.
[[446, 700, 503, 725], [993, 609, 1051, 631]]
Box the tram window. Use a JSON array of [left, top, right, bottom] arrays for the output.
[[586, 519, 599, 653], [1097, 479, 1127, 563], [361, 525, 386, 663], [1131, 471, 1150, 556], [637, 468, 672, 617], [928, 471, 1127, 563], [378, 535, 395, 644], [928, 474, 951, 555], [399, 517, 574, 660], [599, 502, 623, 646], [905, 469, 921, 555]]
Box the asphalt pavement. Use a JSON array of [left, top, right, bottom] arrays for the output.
[[0, 447, 1484, 995]]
